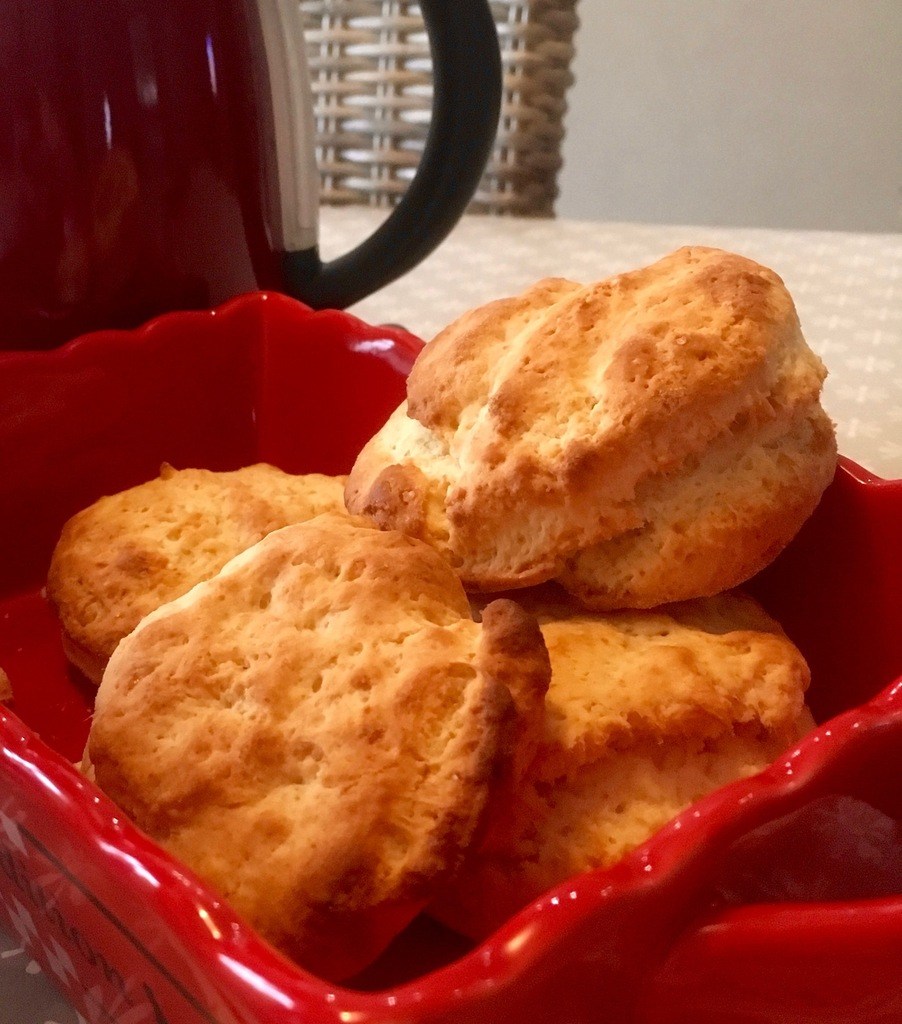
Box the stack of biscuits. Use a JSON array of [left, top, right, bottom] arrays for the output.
[[48, 246, 836, 974]]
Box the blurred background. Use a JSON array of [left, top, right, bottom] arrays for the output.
[[558, 0, 901, 231]]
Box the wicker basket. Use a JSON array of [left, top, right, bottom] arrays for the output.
[[300, 1, 578, 216]]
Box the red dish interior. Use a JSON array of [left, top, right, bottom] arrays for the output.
[[0, 292, 900, 1022]]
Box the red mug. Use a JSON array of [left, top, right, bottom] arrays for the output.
[[0, 0, 501, 349]]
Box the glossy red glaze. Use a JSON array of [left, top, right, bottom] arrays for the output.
[[0, 292, 900, 1023], [0, 1, 280, 350]]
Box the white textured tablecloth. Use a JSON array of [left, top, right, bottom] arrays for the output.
[[324, 207, 902, 479], [4, 209, 900, 1023]]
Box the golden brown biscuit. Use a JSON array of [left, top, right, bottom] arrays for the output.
[[506, 587, 810, 777], [87, 514, 550, 978], [346, 247, 837, 606], [429, 588, 813, 939], [48, 463, 348, 683]]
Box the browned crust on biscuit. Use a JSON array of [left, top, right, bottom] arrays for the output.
[[48, 464, 348, 681], [435, 587, 812, 932], [470, 587, 811, 775], [345, 462, 430, 540], [406, 279, 584, 432], [470, 598, 553, 854], [477, 599, 551, 780], [430, 715, 815, 941], [86, 514, 539, 976], [346, 247, 836, 601], [425, 704, 814, 942]]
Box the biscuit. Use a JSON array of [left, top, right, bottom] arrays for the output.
[[429, 588, 813, 938], [86, 514, 550, 978], [346, 247, 837, 607], [48, 464, 348, 683]]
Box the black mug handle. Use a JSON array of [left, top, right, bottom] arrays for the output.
[[283, 0, 502, 310]]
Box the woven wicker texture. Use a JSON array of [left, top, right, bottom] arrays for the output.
[[301, 1, 578, 216]]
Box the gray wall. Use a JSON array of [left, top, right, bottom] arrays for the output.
[[557, 1, 902, 231]]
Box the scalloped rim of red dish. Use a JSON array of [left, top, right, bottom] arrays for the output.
[[0, 291, 900, 1021]]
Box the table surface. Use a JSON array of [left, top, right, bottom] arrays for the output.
[[3, 209, 900, 1022]]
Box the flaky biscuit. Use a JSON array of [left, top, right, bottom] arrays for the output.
[[48, 463, 347, 683], [428, 725, 812, 939], [430, 589, 813, 938], [346, 247, 837, 606], [87, 514, 550, 978], [500, 587, 810, 778]]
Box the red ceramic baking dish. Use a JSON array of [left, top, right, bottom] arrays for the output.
[[0, 292, 900, 1024]]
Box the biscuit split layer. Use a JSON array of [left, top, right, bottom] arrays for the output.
[[346, 247, 837, 606], [48, 463, 348, 683], [86, 514, 550, 978]]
